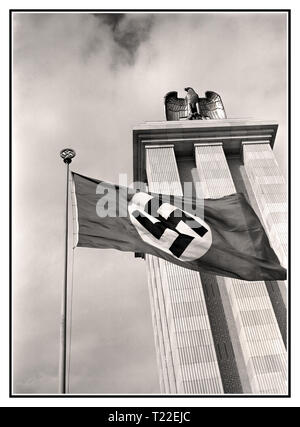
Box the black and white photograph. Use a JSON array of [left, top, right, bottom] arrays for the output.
[[6, 5, 297, 408]]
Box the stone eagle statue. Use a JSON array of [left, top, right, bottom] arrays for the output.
[[164, 87, 227, 121]]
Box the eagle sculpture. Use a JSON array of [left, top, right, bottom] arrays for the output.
[[164, 88, 227, 121]]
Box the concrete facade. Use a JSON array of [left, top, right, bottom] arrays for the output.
[[132, 119, 288, 395]]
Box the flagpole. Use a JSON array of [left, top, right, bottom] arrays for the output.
[[59, 148, 76, 394]]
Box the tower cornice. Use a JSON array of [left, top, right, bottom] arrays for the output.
[[133, 119, 278, 185]]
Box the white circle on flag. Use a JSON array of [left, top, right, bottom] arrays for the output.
[[128, 192, 212, 262]]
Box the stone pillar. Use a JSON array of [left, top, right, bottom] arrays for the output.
[[242, 142, 287, 264], [145, 256, 168, 393], [194, 142, 287, 395], [145, 145, 224, 394]]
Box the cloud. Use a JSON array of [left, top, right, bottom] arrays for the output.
[[93, 13, 154, 66]]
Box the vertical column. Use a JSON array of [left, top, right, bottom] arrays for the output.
[[145, 145, 224, 394], [239, 143, 287, 344], [195, 143, 287, 395], [243, 142, 287, 271], [145, 258, 167, 393]]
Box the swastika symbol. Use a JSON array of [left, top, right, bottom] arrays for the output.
[[128, 192, 212, 262]]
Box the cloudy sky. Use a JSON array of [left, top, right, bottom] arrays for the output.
[[13, 11, 287, 394]]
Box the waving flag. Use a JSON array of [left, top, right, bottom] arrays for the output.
[[72, 172, 286, 281]]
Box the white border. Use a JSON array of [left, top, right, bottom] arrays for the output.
[[3, 1, 299, 408]]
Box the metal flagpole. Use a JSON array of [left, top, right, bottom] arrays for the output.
[[59, 148, 76, 394]]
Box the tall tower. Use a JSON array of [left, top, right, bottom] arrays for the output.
[[132, 97, 287, 395]]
